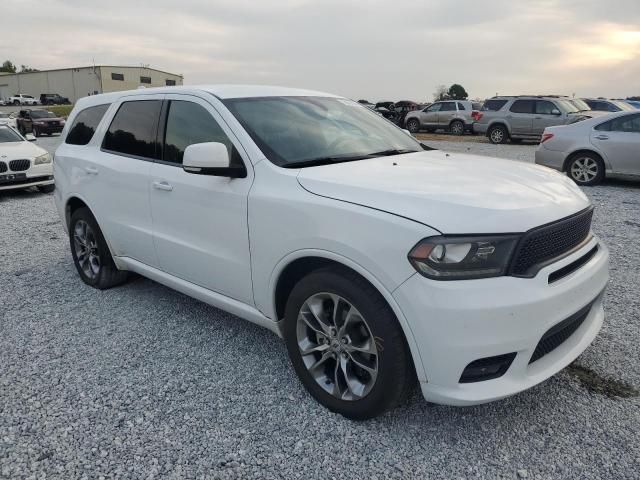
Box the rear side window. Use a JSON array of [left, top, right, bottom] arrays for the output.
[[457, 102, 466, 110], [103, 100, 162, 159], [609, 114, 640, 133], [65, 104, 110, 146], [163, 100, 234, 164], [482, 99, 507, 111], [510, 100, 535, 114]]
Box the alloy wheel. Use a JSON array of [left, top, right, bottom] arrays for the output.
[[451, 121, 463, 135], [490, 128, 504, 143], [296, 293, 379, 401], [571, 157, 598, 183], [73, 220, 101, 279]]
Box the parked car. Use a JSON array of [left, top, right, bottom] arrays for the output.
[[536, 111, 640, 186], [0, 112, 17, 129], [54, 86, 608, 419], [0, 125, 54, 193], [622, 99, 640, 109], [9, 94, 38, 106], [393, 100, 420, 128], [581, 98, 635, 113], [16, 109, 66, 136], [474, 96, 598, 144], [40, 93, 71, 105], [404, 100, 480, 135], [374, 106, 399, 123]]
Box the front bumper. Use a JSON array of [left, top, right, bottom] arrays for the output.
[[33, 124, 64, 134], [393, 236, 609, 406], [472, 123, 488, 135]]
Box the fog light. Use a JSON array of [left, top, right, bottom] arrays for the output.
[[459, 352, 517, 383]]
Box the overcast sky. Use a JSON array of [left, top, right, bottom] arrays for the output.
[[2, 0, 639, 101]]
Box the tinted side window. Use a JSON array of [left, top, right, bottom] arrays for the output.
[[536, 101, 557, 115], [103, 100, 162, 159], [66, 104, 110, 145], [426, 103, 441, 112], [457, 102, 466, 110], [482, 99, 508, 111], [439, 102, 456, 112], [163, 100, 233, 164], [609, 114, 640, 133], [510, 100, 535, 114], [595, 121, 610, 131]]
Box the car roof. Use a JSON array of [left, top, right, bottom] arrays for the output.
[[73, 85, 341, 110]]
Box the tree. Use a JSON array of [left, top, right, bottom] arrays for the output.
[[20, 65, 39, 73], [448, 84, 468, 100], [433, 84, 449, 101], [0, 60, 17, 73]]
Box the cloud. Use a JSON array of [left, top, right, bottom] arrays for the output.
[[1, 0, 638, 100]]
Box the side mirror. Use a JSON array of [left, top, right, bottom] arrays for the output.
[[551, 109, 561, 115], [182, 142, 246, 178], [25, 133, 36, 141]]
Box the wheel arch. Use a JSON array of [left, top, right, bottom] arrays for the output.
[[270, 250, 427, 382], [562, 149, 608, 172], [487, 121, 510, 135]]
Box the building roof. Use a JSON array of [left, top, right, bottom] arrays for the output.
[[0, 65, 182, 77]]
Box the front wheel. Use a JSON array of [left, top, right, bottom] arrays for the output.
[[406, 118, 420, 133], [69, 207, 129, 289], [567, 153, 604, 186], [283, 266, 415, 420]]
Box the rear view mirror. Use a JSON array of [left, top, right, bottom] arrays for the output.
[[183, 142, 246, 178], [25, 133, 36, 142]]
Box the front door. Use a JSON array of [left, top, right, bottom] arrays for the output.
[[532, 100, 563, 135], [149, 94, 254, 305], [420, 103, 440, 127], [436, 101, 457, 127]]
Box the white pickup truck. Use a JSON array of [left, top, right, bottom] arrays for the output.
[[8, 94, 39, 106]]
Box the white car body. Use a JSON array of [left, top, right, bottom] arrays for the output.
[[0, 126, 54, 191], [9, 94, 38, 106], [53, 86, 609, 408], [0, 113, 17, 129], [535, 111, 640, 181]]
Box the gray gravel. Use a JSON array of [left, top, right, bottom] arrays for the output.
[[1, 136, 639, 479]]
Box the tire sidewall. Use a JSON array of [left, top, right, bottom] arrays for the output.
[[69, 208, 114, 287], [283, 268, 409, 419], [568, 154, 604, 186]]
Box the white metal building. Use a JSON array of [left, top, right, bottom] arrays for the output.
[[0, 65, 184, 104]]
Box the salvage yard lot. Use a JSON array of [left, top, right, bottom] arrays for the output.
[[1, 136, 638, 479]]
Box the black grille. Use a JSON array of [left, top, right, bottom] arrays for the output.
[[9, 159, 30, 171], [0, 161, 6, 173], [510, 207, 593, 276], [529, 302, 593, 364]]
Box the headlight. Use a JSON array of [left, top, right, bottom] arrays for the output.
[[408, 235, 520, 280], [33, 121, 46, 125], [34, 153, 52, 165]]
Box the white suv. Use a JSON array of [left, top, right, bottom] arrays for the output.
[[53, 86, 609, 419]]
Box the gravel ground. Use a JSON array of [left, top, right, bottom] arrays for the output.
[[1, 136, 639, 479]]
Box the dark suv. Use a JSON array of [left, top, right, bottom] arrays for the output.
[[40, 93, 71, 105], [16, 109, 66, 136]]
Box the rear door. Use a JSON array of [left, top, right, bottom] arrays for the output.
[[591, 113, 640, 175], [507, 100, 535, 134], [437, 101, 457, 127], [149, 94, 254, 304], [532, 100, 562, 135], [90, 95, 162, 267]]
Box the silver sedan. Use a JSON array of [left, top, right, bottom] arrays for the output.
[[535, 111, 640, 185]]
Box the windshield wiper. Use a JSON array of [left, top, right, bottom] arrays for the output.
[[283, 149, 419, 169], [367, 148, 418, 157]]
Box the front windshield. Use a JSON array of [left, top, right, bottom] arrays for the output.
[[612, 100, 636, 111], [0, 127, 23, 143], [568, 99, 590, 111], [224, 96, 422, 167], [557, 100, 580, 113], [30, 110, 56, 119]]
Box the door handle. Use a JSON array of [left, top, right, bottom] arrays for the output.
[[594, 135, 609, 140], [84, 166, 98, 175], [153, 181, 173, 191]]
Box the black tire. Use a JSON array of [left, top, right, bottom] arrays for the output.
[[406, 118, 420, 133], [449, 120, 464, 136], [488, 124, 508, 144], [38, 184, 55, 194], [566, 152, 605, 186], [69, 207, 128, 289], [283, 266, 415, 420]]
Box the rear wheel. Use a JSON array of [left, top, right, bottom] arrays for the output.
[[449, 120, 464, 136], [488, 124, 508, 144], [283, 266, 415, 420], [567, 153, 604, 186], [406, 118, 420, 133], [69, 207, 129, 289]]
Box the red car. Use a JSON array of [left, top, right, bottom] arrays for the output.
[[16, 109, 66, 137]]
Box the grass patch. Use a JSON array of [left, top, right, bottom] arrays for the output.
[[45, 105, 74, 118]]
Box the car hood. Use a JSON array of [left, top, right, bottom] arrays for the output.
[[0, 141, 48, 161], [296, 150, 590, 233]]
